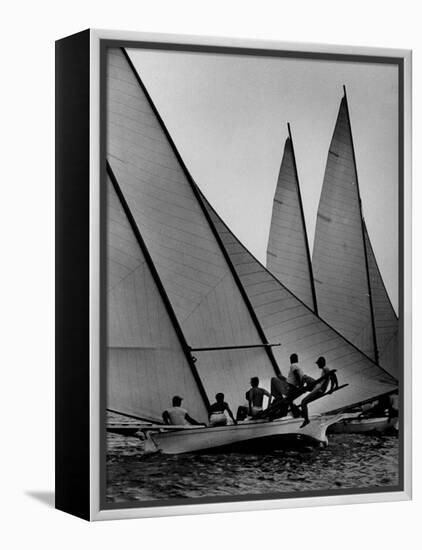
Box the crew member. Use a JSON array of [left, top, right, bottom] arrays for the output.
[[246, 377, 271, 417], [208, 393, 237, 426], [285, 353, 313, 416], [162, 396, 205, 426], [300, 357, 339, 428]]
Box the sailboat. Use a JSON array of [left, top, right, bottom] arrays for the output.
[[106, 48, 397, 454], [266, 91, 399, 433]]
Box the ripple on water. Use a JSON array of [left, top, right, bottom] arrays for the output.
[[105, 431, 399, 504]]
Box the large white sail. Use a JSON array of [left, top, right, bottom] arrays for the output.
[[267, 130, 317, 312], [312, 92, 398, 378], [364, 223, 399, 378], [107, 177, 209, 422], [106, 48, 279, 414], [312, 94, 376, 361], [199, 192, 396, 415]]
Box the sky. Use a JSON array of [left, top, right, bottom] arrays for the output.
[[128, 48, 399, 312]]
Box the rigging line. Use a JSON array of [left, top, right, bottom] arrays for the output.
[[342, 86, 380, 365], [190, 343, 281, 352], [106, 408, 162, 423], [107, 161, 211, 410], [287, 123, 319, 315]]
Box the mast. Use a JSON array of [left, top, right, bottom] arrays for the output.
[[287, 122, 319, 315], [190, 343, 281, 352], [342, 86, 380, 364]]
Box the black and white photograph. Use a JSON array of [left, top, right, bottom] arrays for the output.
[[3, 0, 421, 544], [103, 41, 403, 509]]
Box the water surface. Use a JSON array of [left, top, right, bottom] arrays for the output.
[[106, 430, 399, 504]]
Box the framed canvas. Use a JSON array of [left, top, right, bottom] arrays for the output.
[[55, 29, 412, 521]]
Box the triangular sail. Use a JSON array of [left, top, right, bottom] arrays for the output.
[[312, 94, 376, 361], [107, 177, 209, 422], [364, 223, 399, 378], [267, 131, 317, 312], [106, 48, 278, 413], [199, 191, 396, 415]]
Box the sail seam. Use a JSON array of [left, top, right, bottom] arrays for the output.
[[106, 161, 211, 411], [120, 47, 282, 378]]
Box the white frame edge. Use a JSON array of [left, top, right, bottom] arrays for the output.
[[88, 28, 412, 521]]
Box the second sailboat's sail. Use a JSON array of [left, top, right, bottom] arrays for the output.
[[267, 130, 317, 312]]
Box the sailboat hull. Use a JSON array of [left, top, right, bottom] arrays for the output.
[[328, 416, 398, 435], [146, 414, 349, 455]]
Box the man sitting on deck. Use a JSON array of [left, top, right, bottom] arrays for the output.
[[269, 354, 311, 418], [300, 356, 339, 428], [286, 353, 318, 398], [246, 377, 271, 417], [208, 393, 237, 426], [263, 354, 322, 420], [162, 396, 205, 427]]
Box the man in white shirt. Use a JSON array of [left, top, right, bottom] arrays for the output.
[[162, 396, 205, 426], [265, 354, 307, 419]]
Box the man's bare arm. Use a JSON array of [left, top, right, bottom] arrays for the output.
[[185, 413, 206, 426], [226, 406, 237, 425], [328, 371, 339, 392]]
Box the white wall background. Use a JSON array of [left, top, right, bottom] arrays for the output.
[[0, 1, 419, 548]]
